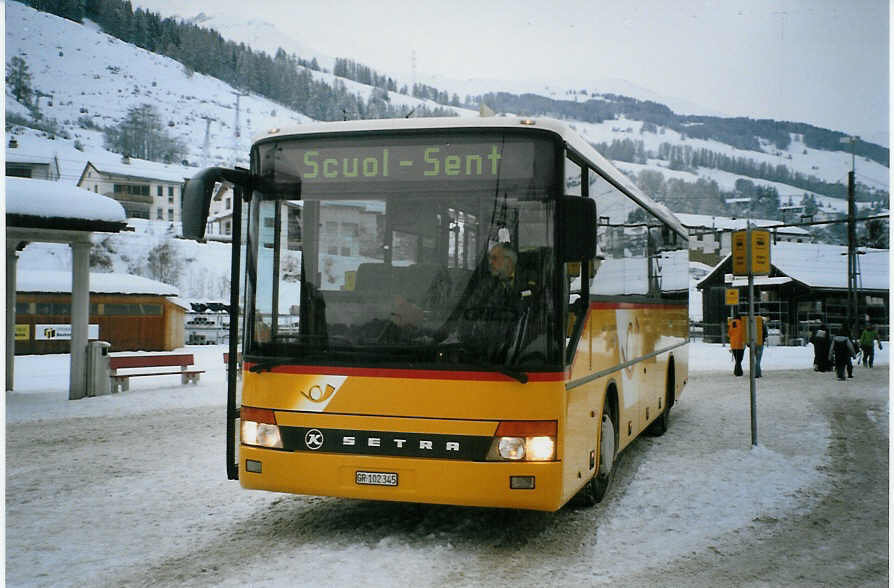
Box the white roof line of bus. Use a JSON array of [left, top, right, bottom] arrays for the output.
[[256, 117, 687, 238]]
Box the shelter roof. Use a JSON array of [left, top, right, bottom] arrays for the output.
[[6, 177, 127, 233]]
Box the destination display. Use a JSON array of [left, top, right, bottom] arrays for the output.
[[272, 141, 538, 183]]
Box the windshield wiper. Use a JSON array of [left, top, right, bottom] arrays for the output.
[[438, 342, 528, 384], [248, 357, 296, 373], [494, 364, 528, 384]]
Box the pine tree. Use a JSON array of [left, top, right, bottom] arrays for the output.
[[6, 56, 33, 106]]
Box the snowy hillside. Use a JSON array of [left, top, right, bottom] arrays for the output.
[[5, 1, 470, 182], [5, 1, 888, 303], [7, 0, 887, 205]]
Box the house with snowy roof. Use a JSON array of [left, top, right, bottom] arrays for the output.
[[14, 270, 186, 355], [5, 145, 61, 181], [77, 157, 195, 222], [677, 213, 812, 266], [696, 241, 888, 344]]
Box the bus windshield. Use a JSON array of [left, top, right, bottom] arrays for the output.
[[245, 130, 562, 373]]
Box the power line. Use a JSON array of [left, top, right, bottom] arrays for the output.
[[687, 214, 889, 238]]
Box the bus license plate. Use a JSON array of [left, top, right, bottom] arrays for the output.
[[355, 471, 398, 487]]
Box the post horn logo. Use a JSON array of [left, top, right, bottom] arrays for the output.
[[300, 384, 336, 403], [304, 428, 324, 450]]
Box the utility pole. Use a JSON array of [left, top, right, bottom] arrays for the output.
[[201, 116, 215, 168], [841, 136, 859, 336], [232, 91, 248, 166]]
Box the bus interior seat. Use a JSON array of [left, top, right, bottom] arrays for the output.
[[447, 268, 473, 299], [516, 247, 551, 288], [355, 263, 393, 296], [395, 264, 442, 304]]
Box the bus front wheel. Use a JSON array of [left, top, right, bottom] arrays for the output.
[[578, 398, 617, 506]]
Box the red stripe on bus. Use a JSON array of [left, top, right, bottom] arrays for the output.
[[588, 301, 687, 310], [243, 363, 568, 382]]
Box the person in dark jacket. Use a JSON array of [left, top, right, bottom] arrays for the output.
[[828, 328, 857, 381], [810, 324, 831, 372]]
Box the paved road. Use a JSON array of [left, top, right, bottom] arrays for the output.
[[6, 366, 888, 587], [620, 366, 889, 587]]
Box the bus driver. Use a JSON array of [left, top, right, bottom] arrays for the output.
[[444, 241, 536, 363]]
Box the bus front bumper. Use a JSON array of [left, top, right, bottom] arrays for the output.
[[239, 445, 566, 511]]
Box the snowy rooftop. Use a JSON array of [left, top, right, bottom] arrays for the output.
[[17, 270, 179, 296], [7, 177, 126, 223], [86, 158, 196, 184], [5, 151, 56, 165], [676, 213, 810, 236], [698, 241, 889, 291], [772, 242, 889, 290]]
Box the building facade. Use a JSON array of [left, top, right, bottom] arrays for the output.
[[78, 158, 194, 222], [678, 213, 812, 266], [5, 149, 61, 181], [697, 242, 889, 344]]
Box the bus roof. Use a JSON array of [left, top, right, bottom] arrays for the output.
[[256, 117, 687, 238]]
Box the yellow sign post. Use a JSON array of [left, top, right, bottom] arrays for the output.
[[732, 229, 771, 276], [15, 324, 30, 341], [731, 226, 772, 447], [725, 288, 740, 306]]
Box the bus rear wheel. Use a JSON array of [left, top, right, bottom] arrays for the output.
[[647, 364, 674, 436], [578, 399, 617, 506]]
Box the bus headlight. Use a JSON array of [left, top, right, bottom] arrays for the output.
[[498, 437, 526, 460], [526, 436, 555, 461], [241, 420, 283, 449], [486, 421, 558, 461]]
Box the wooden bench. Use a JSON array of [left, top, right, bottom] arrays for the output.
[[109, 353, 204, 393], [223, 351, 243, 378]]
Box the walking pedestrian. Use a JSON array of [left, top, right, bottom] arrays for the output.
[[810, 324, 831, 372], [858, 324, 883, 368], [829, 327, 857, 381], [750, 315, 768, 378], [728, 315, 745, 377]]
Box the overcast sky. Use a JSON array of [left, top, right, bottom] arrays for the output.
[[134, 0, 889, 145]]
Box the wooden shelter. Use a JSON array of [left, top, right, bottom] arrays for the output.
[[15, 271, 185, 355], [697, 241, 889, 343]]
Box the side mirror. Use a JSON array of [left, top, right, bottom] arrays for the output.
[[182, 167, 251, 240], [558, 196, 596, 262]]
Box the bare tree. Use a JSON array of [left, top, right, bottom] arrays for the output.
[[103, 103, 186, 163]]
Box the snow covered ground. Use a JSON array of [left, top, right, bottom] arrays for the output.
[[5, 342, 889, 586]]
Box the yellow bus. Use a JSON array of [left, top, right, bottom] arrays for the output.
[[184, 117, 689, 511]]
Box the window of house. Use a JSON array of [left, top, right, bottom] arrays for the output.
[[168, 208, 174, 220], [6, 165, 32, 178], [168, 186, 175, 197], [157, 186, 163, 197], [157, 208, 164, 219]]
